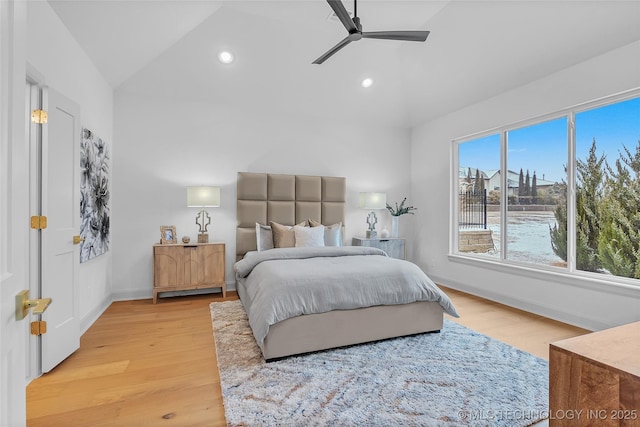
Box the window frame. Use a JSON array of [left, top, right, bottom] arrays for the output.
[[450, 88, 640, 292]]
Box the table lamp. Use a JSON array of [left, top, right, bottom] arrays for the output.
[[187, 186, 220, 243], [359, 192, 386, 238]]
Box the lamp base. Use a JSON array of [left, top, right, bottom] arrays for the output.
[[198, 233, 209, 243], [366, 230, 377, 239]]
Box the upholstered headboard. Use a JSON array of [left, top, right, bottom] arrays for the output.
[[236, 172, 346, 260]]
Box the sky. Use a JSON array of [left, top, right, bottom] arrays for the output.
[[459, 96, 640, 183]]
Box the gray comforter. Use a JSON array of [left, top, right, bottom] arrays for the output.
[[234, 246, 459, 347]]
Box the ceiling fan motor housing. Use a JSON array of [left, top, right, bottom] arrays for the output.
[[349, 16, 363, 40]]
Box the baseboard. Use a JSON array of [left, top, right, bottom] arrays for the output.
[[432, 274, 610, 332], [80, 294, 112, 335], [112, 280, 236, 302]]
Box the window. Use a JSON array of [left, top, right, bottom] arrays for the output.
[[454, 92, 640, 285], [457, 134, 500, 259], [506, 118, 567, 266], [573, 97, 640, 279]]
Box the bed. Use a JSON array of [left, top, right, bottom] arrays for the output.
[[234, 172, 458, 360]]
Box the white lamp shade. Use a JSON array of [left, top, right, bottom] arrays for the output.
[[187, 186, 221, 207], [358, 192, 386, 209]]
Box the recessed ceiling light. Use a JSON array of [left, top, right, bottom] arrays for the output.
[[218, 51, 234, 64], [361, 78, 374, 88]]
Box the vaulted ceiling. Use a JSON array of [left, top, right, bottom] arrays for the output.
[[48, 0, 640, 128]]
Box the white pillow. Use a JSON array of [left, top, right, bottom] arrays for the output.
[[255, 223, 274, 251], [323, 222, 343, 247], [309, 219, 343, 246], [294, 225, 325, 247]]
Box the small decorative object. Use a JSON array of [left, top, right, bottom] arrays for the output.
[[182, 236, 190, 244], [380, 228, 390, 238], [187, 186, 221, 243], [359, 192, 387, 238], [386, 198, 417, 238], [160, 225, 177, 244]]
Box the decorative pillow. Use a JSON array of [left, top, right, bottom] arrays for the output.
[[270, 221, 307, 248], [294, 225, 325, 247], [309, 219, 343, 247], [255, 223, 274, 252], [324, 222, 343, 247]]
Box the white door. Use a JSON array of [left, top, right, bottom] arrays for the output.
[[0, 0, 29, 424], [40, 88, 81, 372]]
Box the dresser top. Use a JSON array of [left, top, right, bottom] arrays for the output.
[[550, 321, 640, 378], [153, 242, 225, 247]]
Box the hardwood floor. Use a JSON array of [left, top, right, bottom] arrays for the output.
[[440, 286, 590, 359], [27, 294, 235, 427], [27, 288, 590, 426]]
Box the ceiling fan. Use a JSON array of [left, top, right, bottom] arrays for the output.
[[313, 0, 430, 64]]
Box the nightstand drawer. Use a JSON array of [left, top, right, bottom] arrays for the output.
[[352, 237, 405, 260]]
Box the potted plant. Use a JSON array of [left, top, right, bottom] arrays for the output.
[[386, 198, 416, 237]]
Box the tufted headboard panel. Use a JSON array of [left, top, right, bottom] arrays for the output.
[[236, 172, 346, 260]]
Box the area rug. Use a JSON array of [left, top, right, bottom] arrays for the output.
[[210, 300, 549, 427]]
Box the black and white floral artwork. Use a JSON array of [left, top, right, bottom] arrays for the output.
[[80, 128, 110, 263]]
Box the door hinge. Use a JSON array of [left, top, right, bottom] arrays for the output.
[[31, 109, 48, 124], [30, 215, 47, 230], [30, 321, 47, 336]]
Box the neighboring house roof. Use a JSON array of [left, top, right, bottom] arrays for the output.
[[460, 167, 558, 188], [485, 169, 500, 179], [505, 170, 557, 187], [458, 167, 489, 179]]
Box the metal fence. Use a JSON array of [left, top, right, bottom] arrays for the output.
[[459, 189, 487, 229]]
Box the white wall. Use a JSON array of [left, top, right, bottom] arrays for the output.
[[411, 41, 640, 331], [112, 92, 412, 300], [26, 1, 114, 332]]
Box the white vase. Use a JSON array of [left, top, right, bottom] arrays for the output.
[[391, 216, 399, 238]]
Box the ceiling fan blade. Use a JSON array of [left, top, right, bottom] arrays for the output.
[[327, 0, 357, 33], [312, 36, 352, 64], [362, 30, 430, 42]]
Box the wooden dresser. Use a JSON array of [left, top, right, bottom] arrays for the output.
[[549, 321, 640, 426], [153, 242, 225, 303]]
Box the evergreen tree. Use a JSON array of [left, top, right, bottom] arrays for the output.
[[549, 166, 568, 263], [524, 170, 531, 204], [550, 139, 606, 273], [473, 168, 485, 194], [532, 172, 538, 204], [462, 167, 472, 192], [518, 168, 524, 204], [575, 139, 605, 271], [597, 140, 640, 278], [549, 202, 567, 262]]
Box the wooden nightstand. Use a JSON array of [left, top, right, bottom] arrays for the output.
[[152, 242, 226, 303], [352, 237, 405, 260]]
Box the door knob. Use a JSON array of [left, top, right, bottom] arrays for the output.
[[73, 235, 85, 245], [15, 290, 52, 320]]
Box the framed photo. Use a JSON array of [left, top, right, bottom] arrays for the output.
[[160, 225, 177, 244]]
